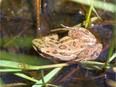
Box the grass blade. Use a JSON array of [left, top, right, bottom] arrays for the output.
[[0, 60, 68, 70], [71, 0, 115, 12], [14, 73, 38, 82], [32, 67, 62, 87], [0, 69, 22, 72]]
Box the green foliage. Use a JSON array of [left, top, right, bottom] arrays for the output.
[[0, 51, 51, 65], [32, 68, 62, 87], [0, 36, 35, 48], [72, 0, 115, 12]]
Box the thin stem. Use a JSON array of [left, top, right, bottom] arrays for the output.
[[85, 0, 93, 28], [104, 12, 116, 69]]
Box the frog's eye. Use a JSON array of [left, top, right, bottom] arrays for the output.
[[32, 39, 41, 44]]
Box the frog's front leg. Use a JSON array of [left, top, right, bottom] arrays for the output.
[[75, 43, 103, 61]]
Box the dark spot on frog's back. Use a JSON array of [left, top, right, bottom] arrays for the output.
[[95, 52, 100, 57], [49, 37, 55, 40], [81, 46, 84, 48], [84, 29, 90, 35], [38, 41, 42, 45], [47, 43, 54, 47], [34, 40, 42, 44], [49, 39, 55, 42], [40, 46, 44, 48], [55, 42, 60, 44], [46, 50, 50, 53], [73, 41, 76, 46], [53, 50, 58, 54], [84, 50, 89, 55], [59, 52, 68, 56], [91, 51, 100, 57], [59, 45, 67, 49]]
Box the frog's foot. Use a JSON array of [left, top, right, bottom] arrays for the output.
[[75, 43, 103, 61]]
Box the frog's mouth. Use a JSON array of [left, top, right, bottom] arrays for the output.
[[32, 44, 39, 52], [36, 50, 64, 61]]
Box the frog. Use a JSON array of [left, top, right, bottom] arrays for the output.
[[32, 27, 102, 61]]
